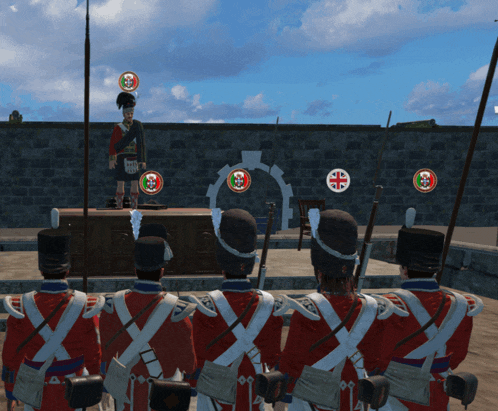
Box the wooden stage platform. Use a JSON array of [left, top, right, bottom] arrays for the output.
[[57, 208, 220, 277]]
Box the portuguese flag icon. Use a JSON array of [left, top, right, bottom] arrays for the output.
[[414, 169, 437, 192], [142, 174, 162, 192], [228, 169, 251, 192], [121, 74, 137, 90]]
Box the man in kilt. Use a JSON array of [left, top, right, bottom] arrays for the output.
[[109, 92, 146, 209]]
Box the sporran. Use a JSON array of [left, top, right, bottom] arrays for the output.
[[124, 157, 138, 174]]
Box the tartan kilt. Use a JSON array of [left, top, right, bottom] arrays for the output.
[[115, 154, 139, 182]]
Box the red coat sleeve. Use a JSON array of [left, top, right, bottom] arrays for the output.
[[446, 315, 473, 370], [2, 315, 27, 394], [159, 317, 196, 376], [190, 309, 216, 388], [79, 315, 102, 375], [257, 314, 283, 369], [278, 311, 314, 392], [99, 309, 122, 373], [109, 125, 123, 157]]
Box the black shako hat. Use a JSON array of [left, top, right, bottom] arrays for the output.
[[311, 209, 358, 279], [116, 92, 136, 114], [135, 236, 167, 272], [215, 209, 258, 276], [396, 227, 444, 273], [139, 223, 168, 242], [38, 229, 71, 274]]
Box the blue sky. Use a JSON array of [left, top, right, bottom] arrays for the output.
[[2, 0, 498, 125]]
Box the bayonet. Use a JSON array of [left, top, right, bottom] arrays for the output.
[[257, 202, 275, 290], [354, 186, 383, 291]]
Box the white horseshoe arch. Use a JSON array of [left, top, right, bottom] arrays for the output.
[[206, 151, 294, 231]]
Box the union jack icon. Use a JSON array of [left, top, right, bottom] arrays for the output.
[[327, 169, 351, 193]]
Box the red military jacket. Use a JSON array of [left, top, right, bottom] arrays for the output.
[[381, 278, 481, 411], [279, 289, 402, 411], [188, 279, 284, 411], [100, 280, 196, 411], [2, 279, 102, 411], [109, 120, 146, 162]]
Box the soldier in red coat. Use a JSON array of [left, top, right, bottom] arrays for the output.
[[377, 209, 484, 411], [279, 209, 405, 411], [2, 229, 103, 411], [109, 92, 147, 209], [100, 224, 196, 411], [187, 209, 286, 411]]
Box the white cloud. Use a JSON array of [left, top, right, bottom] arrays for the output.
[[404, 65, 498, 125], [273, 0, 493, 56], [171, 85, 189, 100], [192, 94, 202, 110], [243, 93, 269, 110], [10, 5, 18, 12]]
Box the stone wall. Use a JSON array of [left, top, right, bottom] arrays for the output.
[[1, 122, 497, 228]]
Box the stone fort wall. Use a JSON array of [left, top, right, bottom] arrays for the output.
[[1, 122, 497, 229]]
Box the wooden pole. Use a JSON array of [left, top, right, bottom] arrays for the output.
[[436, 36, 498, 284], [83, 0, 90, 293]]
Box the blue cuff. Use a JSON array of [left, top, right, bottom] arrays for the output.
[[190, 388, 197, 397], [6, 390, 17, 401], [187, 368, 201, 381], [282, 394, 292, 404], [103, 385, 108, 393], [100, 362, 106, 375]]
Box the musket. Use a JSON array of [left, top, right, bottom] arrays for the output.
[[353, 186, 383, 291], [372, 111, 392, 187], [82, 0, 91, 293], [436, 36, 498, 284], [257, 202, 275, 290], [257, 116, 279, 290], [264, 116, 279, 204]]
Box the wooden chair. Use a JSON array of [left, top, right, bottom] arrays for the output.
[[298, 199, 326, 251]]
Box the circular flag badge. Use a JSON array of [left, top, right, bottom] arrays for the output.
[[227, 169, 251, 193], [140, 171, 164, 195], [327, 169, 351, 193], [413, 169, 437, 193], [119, 71, 140, 92]]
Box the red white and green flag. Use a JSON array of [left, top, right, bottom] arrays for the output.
[[140, 171, 163, 195], [413, 169, 437, 193], [227, 169, 251, 193], [119, 71, 140, 92]]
